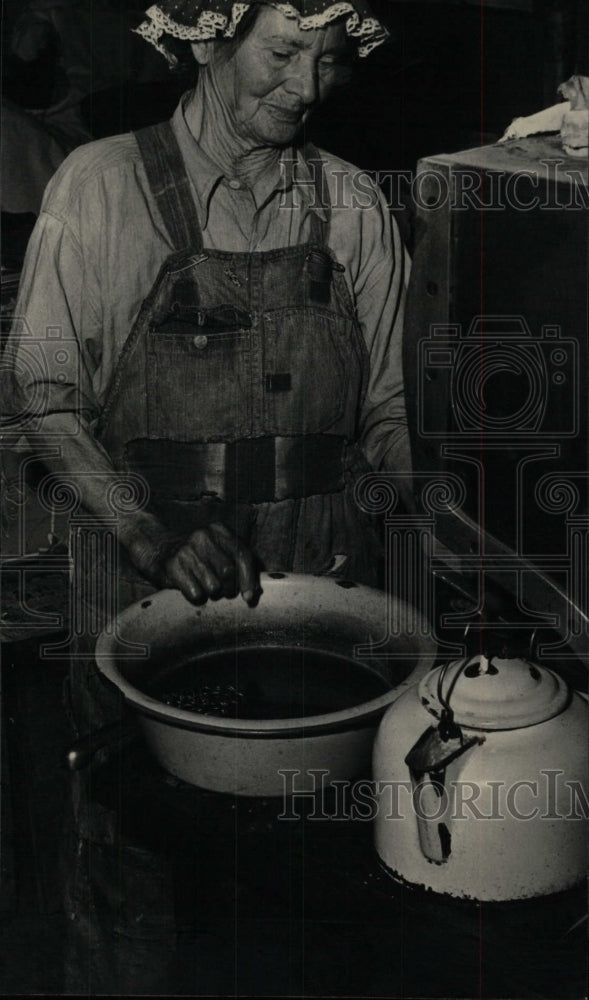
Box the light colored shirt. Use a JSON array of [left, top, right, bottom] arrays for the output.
[[5, 93, 411, 473]]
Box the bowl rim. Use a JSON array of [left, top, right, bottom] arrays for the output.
[[95, 573, 437, 735]]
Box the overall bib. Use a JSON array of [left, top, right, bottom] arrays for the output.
[[64, 121, 381, 992]]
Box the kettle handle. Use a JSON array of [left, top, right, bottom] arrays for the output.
[[405, 725, 483, 864]]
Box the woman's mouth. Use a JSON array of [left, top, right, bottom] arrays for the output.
[[264, 104, 304, 123]]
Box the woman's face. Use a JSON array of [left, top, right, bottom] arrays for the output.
[[206, 7, 353, 147]]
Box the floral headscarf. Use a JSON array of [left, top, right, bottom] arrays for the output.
[[136, 0, 389, 65]]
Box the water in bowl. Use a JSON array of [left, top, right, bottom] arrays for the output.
[[151, 645, 390, 720]]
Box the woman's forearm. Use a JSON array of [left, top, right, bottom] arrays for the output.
[[27, 411, 177, 579], [26, 411, 258, 601]]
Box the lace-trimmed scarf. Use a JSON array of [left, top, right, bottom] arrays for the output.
[[135, 0, 389, 64]]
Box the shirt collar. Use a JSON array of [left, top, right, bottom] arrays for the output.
[[171, 94, 225, 228], [170, 94, 327, 228], [255, 152, 328, 222]]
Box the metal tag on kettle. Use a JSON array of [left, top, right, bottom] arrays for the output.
[[405, 725, 481, 779]]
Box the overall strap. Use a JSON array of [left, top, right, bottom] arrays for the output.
[[302, 142, 332, 246], [134, 121, 204, 252]]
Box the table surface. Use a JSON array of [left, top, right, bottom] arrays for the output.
[[85, 730, 588, 999], [420, 135, 589, 184]]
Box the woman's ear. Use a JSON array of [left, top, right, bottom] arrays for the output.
[[190, 41, 214, 65]]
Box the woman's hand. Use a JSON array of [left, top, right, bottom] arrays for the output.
[[161, 523, 259, 605], [16, 412, 260, 607], [128, 520, 259, 606]]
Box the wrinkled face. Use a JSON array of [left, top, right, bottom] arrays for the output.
[[206, 6, 354, 146]]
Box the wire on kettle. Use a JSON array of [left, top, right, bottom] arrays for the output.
[[436, 651, 476, 742]]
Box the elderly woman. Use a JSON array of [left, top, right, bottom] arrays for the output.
[[4, 0, 410, 991]]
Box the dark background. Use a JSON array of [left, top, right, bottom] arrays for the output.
[[3, 0, 588, 173]]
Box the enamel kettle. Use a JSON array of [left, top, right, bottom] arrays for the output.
[[373, 645, 588, 900]]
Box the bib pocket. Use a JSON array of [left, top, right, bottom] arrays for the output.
[[262, 307, 353, 435], [147, 317, 251, 441]]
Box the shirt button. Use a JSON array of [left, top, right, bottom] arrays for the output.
[[193, 334, 208, 349], [228, 178, 241, 190]]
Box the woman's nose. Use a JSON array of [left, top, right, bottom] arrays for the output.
[[285, 58, 319, 105]]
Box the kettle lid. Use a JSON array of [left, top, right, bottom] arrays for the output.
[[419, 655, 570, 730]]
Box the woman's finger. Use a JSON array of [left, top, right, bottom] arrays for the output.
[[208, 524, 259, 604], [176, 544, 224, 597], [164, 557, 206, 604]]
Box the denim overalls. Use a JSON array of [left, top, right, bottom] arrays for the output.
[[95, 121, 380, 588]]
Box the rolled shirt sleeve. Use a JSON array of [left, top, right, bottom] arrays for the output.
[[355, 190, 411, 475], [2, 133, 170, 437], [324, 160, 412, 475], [3, 208, 102, 430]]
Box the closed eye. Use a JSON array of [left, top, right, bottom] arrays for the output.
[[320, 49, 354, 66], [319, 57, 353, 79]]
